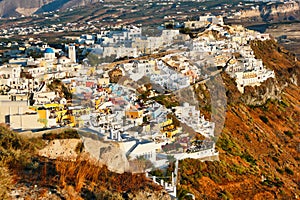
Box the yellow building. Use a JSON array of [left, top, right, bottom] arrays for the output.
[[159, 118, 173, 127], [125, 109, 143, 119], [160, 118, 182, 139]]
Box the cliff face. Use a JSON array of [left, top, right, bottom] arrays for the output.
[[224, 39, 300, 107], [269, 2, 300, 17], [242, 40, 300, 105], [239, 8, 261, 19], [178, 40, 300, 199], [239, 2, 300, 22]]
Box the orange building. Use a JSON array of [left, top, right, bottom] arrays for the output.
[[125, 108, 143, 119]]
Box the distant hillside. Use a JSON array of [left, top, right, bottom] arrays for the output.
[[0, 0, 103, 17], [0, 0, 53, 17], [35, 0, 103, 14]]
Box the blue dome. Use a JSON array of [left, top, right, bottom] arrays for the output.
[[44, 48, 54, 54]]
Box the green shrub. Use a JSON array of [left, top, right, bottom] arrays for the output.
[[241, 152, 256, 166], [150, 169, 164, 177], [244, 133, 251, 142], [75, 142, 84, 154], [217, 134, 242, 156], [210, 174, 222, 184], [272, 156, 279, 162], [230, 164, 246, 175], [259, 115, 269, 124], [283, 131, 293, 138], [217, 190, 233, 200], [261, 178, 283, 188], [285, 167, 294, 175]]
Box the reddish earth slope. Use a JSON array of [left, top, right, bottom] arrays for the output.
[[178, 40, 300, 200]]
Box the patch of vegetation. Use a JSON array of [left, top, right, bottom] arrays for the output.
[[283, 130, 293, 138], [279, 99, 289, 108], [229, 163, 247, 175], [108, 68, 123, 83], [150, 168, 164, 178], [177, 187, 194, 200], [276, 168, 284, 174], [244, 133, 251, 142], [0, 124, 43, 197], [250, 99, 274, 111], [152, 94, 179, 109], [272, 156, 279, 163], [42, 129, 80, 140], [179, 27, 191, 34], [0, 163, 12, 199], [47, 79, 72, 99], [240, 151, 256, 166], [217, 189, 233, 200], [261, 177, 284, 188], [217, 134, 242, 156], [75, 142, 84, 154], [284, 167, 294, 175], [259, 115, 269, 124]]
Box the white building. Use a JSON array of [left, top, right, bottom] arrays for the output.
[[68, 45, 76, 63], [127, 141, 161, 163], [0, 64, 22, 89], [103, 46, 138, 58], [235, 69, 275, 93], [174, 102, 215, 138], [44, 47, 56, 60]]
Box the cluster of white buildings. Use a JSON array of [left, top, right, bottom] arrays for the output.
[[174, 103, 215, 138], [0, 43, 83, 129], [121, 56, 201, 92], [189, 22, 275, 93], [77, 81, 217, 169], [226, 45, 275, 93], [0, 45, 80, 93], [184, 15, 224, 30], [90, 26, 182, 59], [0, 22, 94, 37], [149, 60, 191, 91], [0, 15, 279, 177]]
